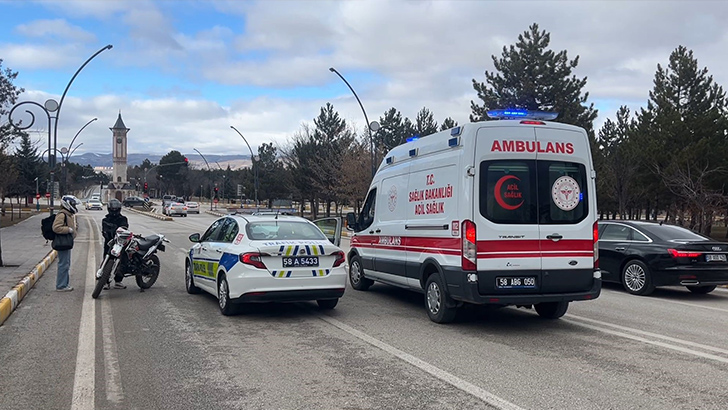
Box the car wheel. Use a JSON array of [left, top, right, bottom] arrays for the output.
[[317, 299, 338, 309], [621, 260, 655, 296], [425, 274, 457, 324], [686, 285, 717, 294], [185, 261, 201, 294], [534, 301, 569, 319], [217, 274, 236, 316], [348, 255, 373, 291]]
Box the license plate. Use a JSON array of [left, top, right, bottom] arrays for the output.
[[282, 256, 319, 268], [706, 254, 726, 262], [496, 276, 537, 289]]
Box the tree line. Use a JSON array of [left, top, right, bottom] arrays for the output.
[[2, 23, 728, 235]]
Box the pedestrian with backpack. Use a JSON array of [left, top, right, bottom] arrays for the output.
[[53, 198, 78, 291]]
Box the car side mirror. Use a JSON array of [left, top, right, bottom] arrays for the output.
[[189, 233, 201, 242], [346, 212, 358, 232]]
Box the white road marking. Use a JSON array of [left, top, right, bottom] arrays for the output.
[[318, 315, 525, 410], [71, 216, 96, 410], [101, 298, 124, 403], [602, 287, 728, 313], [564, 316, 728, 364]]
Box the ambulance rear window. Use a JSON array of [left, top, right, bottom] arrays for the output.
[[480, 160, 588, 225]]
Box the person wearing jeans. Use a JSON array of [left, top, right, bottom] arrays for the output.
[[53, 198, 78, 291]]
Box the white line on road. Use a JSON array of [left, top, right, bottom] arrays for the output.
[[564, 315, 728, 364], [318, 315, 525, 410], [71, 216, 96, 410], [101, 297, 124, 403], [602, 288, 728, 314]]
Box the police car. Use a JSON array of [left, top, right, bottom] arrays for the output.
[[185, 213, 345, 315]]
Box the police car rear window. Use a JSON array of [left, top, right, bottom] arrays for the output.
[[480, 160, 588, 225], [247, 221, 327, 241]]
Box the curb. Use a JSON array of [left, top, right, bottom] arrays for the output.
[[205, 210, 227, 217], [0, 250, 57, 326], [127, 207, 173, 221]]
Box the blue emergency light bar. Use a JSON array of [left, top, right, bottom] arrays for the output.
[[406, 135, 421, 143], [486, 109, 559, 121]]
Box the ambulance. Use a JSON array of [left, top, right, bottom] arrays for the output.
[[345, 109, 601, 323]]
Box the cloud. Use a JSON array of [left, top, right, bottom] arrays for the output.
[[15, 19, 96, 43], [0, 43, 87, 69]]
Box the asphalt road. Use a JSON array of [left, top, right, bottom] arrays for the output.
[[1, 210, 727, 410]]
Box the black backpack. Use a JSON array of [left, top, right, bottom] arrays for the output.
[[41, 212, 56, 241]]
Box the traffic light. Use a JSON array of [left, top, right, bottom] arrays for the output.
[[144, 182, 148, 192], [214, 187, 219, 193]]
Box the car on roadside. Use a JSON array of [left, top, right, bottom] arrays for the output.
[[598, 220, 728, 295], [186, 201, 200, 214], [184, 214, 344, 315], [123, 196, 146, 208], [165, 202, 187, 217], [85, 199, 103, 210]]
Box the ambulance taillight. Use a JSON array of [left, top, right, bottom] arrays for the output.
[[462, 220, 477, 271], [593, 221, 599, 270]]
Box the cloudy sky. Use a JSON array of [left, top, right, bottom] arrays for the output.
[[1, 0, 727, 158]]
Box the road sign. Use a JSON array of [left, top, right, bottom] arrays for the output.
[[45, 192, 51, 198], [214, 198, 219, 204], [36, 194, 41, 199]]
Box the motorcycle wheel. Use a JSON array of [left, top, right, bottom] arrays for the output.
[[136, 254, 160, 289], [92, 258, 115, 299]]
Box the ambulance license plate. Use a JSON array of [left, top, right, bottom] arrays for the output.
[[282, 256, 319, 268], [496, 276, 536, 289]]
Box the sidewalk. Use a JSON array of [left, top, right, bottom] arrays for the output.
[[0, 213, 57, 326]]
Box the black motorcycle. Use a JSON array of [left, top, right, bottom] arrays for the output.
[[92, 227, 168, 298]]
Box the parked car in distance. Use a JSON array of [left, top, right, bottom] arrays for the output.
[[165, 202, 187, 217], [186, 201, 200, 214], [123, 196, 146, 207], [598, 220, 728, 295], [185, 214, 344, 315], [86, 199, 103, 210]]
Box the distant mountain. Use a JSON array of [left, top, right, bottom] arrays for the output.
[[71, 153, 253, 170]]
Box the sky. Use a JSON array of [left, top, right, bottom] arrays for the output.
[[1, 0, 728, 159]]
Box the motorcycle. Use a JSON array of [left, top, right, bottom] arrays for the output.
[[92, 227, 169, 298]]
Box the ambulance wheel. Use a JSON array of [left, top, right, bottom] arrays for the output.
[[349, 255, 373, 291], [317, 299, 338, 310], [425, 274, 457, 324], [534, 301, 569, 319]]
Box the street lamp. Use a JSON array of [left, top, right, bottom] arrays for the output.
[[229, 126, 259, 210], [193, 148, 214, 210], [329, 67, 380, 178], [7, 45, 112, 213]]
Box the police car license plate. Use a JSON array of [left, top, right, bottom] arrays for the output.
[[496, 276, 536, 289], [282, 256, 319, 268], [706, 254, 726, 262]]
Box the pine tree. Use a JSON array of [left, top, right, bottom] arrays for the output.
[[634, 46, 728, 233], [414, 107, 438, 137], [440, 117, 458, 131], [470, 23, 597, 135], [376, 107, 406, 153], [11, 132, 42, 204]]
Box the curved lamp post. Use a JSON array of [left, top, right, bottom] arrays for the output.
[[230, 126, 259, 210], [329, 67, 380, 178], [8, 44, 112, 213], [193, 148, 214, 210]]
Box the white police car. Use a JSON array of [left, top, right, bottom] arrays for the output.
[[185, 213, 345, 315]]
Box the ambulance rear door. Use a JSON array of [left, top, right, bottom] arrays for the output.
[[534, 126, 595, 294], [473, 124, 542, 295]]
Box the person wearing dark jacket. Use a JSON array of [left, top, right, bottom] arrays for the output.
[[53, 198, 78, 291], [99, 199, 129, 289]]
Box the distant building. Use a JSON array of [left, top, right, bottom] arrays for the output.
[[104, 112, 136, 202]]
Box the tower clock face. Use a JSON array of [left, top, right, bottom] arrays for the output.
[[116, 137, 122, 144]]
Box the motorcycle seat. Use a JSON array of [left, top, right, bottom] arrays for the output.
[[137, 235, 160, 251]]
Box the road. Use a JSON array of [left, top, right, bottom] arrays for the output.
[[1, 210, 727, 410]]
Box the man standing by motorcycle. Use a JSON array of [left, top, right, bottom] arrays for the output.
[[99, 199, 129, 289]]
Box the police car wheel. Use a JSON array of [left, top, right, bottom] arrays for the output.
[[349, 255, 373, 291], [186, 261, 201, 294], [534, 301, 569, 319], [425, 274, 457, 324], [217, 275, 236, 316]]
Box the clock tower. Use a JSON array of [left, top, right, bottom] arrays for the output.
[[111, 112, 129, 185]]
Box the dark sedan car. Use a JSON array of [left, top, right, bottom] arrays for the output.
[[123, 196, 146, 207], [598, 220, 728, 295]]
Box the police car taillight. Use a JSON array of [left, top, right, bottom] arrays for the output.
[[593, 221, 599, 270], [331, 251, 346, 267], [240, 252, 268, 269], [462, 220, 477, 271]]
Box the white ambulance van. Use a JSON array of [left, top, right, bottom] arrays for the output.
[[346, 109, 601, 323]]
